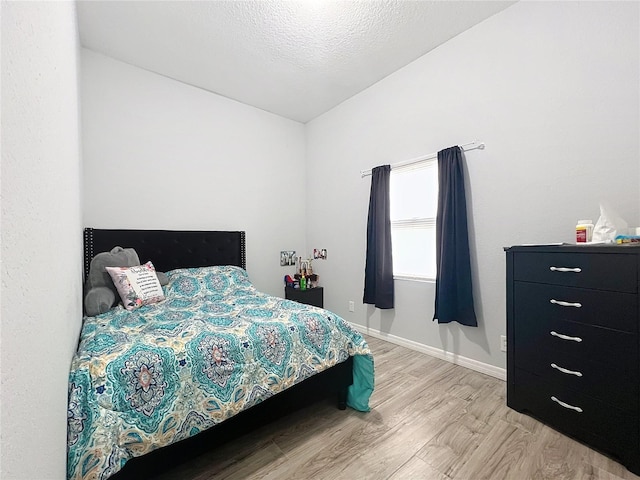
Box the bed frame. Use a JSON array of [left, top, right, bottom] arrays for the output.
[[83, 228, 353, 479]]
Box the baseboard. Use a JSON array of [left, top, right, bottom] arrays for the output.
[[350, 323, 507, 381]]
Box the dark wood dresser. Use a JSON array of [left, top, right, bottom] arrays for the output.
[[505, 244, 640, 473]]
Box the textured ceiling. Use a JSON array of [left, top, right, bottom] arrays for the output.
[[77, 1, 514, 123]]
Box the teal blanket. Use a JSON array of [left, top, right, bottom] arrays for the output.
[[67, 266, 374, 479]]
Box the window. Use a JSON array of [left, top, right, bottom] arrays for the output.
[[389, 160, 438, 280]]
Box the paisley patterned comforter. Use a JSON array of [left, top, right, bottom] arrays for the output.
[[67, 266, 374, 480]]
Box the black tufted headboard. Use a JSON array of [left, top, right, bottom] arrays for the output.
[[83, 228, 246, 280]]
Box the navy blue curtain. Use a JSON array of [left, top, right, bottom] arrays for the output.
[[433, 147, 477, 326], [363, 165, 394, 309]]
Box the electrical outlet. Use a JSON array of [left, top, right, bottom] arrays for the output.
[[500, 335, 507, 352], [348, 301, 355, 312]]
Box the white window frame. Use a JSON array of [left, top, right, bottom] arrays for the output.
[[390, 160, 438, 282]]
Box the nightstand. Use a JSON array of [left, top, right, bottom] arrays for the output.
[[285, 286, 323, 308]]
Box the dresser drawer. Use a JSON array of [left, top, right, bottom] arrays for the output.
[[514, 281, 637, 332], [514, 308, 637, 368], [516, 346, 637, 412], [514, 252, 637, 293], [513, 369, 637, 454]]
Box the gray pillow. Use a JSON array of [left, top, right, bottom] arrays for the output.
[[156, 271, 169, 286], [83, 246, 170, 316], [84, 246, 140, 316], [84, 287, 116, 318]]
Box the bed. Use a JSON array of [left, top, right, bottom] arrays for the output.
[[67, 228, 374, 480]]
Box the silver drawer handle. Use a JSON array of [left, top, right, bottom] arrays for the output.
[[550, 331, 583, 342], [550, 363, 583, 377], [551, 396, 583, 413], [549, 266, 582, 273], [550, 299, 582, 308]]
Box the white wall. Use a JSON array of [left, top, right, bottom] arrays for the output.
[[306, 1, 640, 372], [81, 50, 307, 296], [1, 2, 83, 478]]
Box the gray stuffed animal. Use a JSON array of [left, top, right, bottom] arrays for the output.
[[84, 246, 168, 316]]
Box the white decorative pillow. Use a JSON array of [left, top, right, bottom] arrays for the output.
[[105, 261, 165, 310]]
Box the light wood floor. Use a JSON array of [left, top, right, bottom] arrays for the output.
[[154, 336, 640, 480]]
